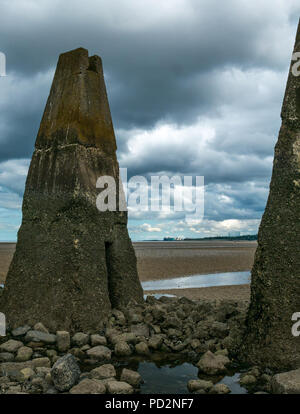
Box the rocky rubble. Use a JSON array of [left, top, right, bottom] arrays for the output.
[[0, 296, 251, 394]]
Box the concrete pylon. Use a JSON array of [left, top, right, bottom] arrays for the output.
[[242, 21, 300, 369], [0, 48, 143, 332]]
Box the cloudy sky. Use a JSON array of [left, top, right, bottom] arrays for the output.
[[0, 0, 299, 241]]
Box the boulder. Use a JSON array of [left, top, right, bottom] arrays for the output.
[[148, 335, 163, 350], [187, 379, 213, 393], [131, 323, 149, 337], [51, 354, 81, 392], [72, 332, 89, 347], [214, 383, 231, 394], [115, 342, 132, 357], [90, 364, 116, 380], [15, 346, 33, 362], [11, 326, 31, 337], [0, 339, 23, 353], [271, 368, 300, 394], [197, 351, 229, 375], [90, 334, 107, 346], [135, 342, 150, 355], [86, 345, 111, 361], [33, 322, 49, 333], [56, 331, 70, 352], [69, 378, 106, 394], [0, 358, 51, 377], [110, 333, 136, 345], [107, 381, 134, 394], [0, 352, 14, 362], [25, 330, 56, 344], [120, 368, 142, 387]]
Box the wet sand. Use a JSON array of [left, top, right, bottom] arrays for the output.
[[0, 240, 255, 302]]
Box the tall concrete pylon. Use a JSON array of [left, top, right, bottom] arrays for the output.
[[242, 21, 300, 369], [0, 48, 143, 332]]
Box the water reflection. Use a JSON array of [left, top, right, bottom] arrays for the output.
[[142, 271, 250, 291]]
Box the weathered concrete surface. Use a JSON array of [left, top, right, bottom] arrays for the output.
[[241, 21, 300, 369], [0, 48, 143, 332]]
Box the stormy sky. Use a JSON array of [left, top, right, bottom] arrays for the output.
[[0, 0, 299, 241]]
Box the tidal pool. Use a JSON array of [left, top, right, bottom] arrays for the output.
[[112, 356, 247, 394], [142, 271, 251, 291]]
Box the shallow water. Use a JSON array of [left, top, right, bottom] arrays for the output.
[[110, 356, 247, 394], [142, 271, 251, 291]]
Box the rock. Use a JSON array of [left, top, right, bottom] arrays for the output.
[[33, 322, 49, 333], [112, 310, 126, 325], [128, 312, 143, 324], [90, 364, 116, 380], [20, 367, 35, 380], [72, 332, 89, 347], [0, 339, 23, 353], [56, 331, 70, 352], [110, 333, 137, 345], [148, 335, 163, 350], [25, 330, 56, 344], [0, 352, 14, 362], [107, 381, 134, 394], [51, 354, 81, 392], [214, 383, 231, 394], [90, 334, 107, 346], [239, 374, 257, 386], [0, 358, 51, 377], [197, 351, 229, 375], [130, 323, 149, 338], [11, 326, 31, 337], [135, 342, 150, 355], [210, 321, 229, 338], [15, 346, 33, 362], [271, 368, 300, 394], [115, 342, 132, 357], [69, 378, 106, 394], [36, 366, 51, 377], [120, 369, 142, 387], [86, 346, 111, 361], [187, 379, 213, 393]]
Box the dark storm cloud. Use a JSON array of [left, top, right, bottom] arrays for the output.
[[0, 0, 300, 239]]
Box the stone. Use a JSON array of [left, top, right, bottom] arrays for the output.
[[25, 330, 56, 344], [72, 332, 89, 347], [11, 326, 31, 337], [187, 379, 213, 393], [135, 342, 150, 355], [271, 368, 300, 394], [130, 323, 149, 337], [106, 381, 134, 394], [114, 341, 132, 357], [86, 345, 111, 361], [20, 367, 35, 381], [33, 323, 49, 333], [112, 309, 126, 325], [0, 358, 51, 377], [90, 334, 107, 346], [51, 354, 81, 392], [110, 332, 137, 345], [213, 383, 231, 394], [90, 364, 116, 380], [0, 352, 14, 362], [70, 378, 106, 394], [197, 351, 229, 375], [148, 335, 163, 350], [56, 331, 70, 352], [243, 20, 300, 370], [0, 47, 143, 333], [239, 374, 257, 386], [120, 368, 142, 387], [15, 346, 33, 362], [0, 339, 23, 353]]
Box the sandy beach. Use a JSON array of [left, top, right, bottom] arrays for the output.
[[0, 240, 255, 302]]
